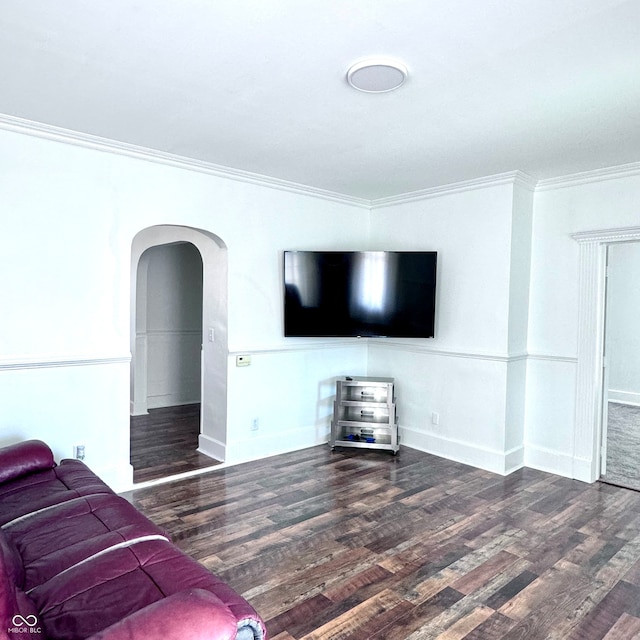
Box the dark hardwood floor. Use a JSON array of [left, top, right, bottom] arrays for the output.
[[129, 403, 220, 483], [122, 445, 640, 639]]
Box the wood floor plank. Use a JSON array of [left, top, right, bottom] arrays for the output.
[[461, 612, 518, 639], [432, 605, 494, 640], [449, 550, 520, 595], [602, 612, 640, 639], [299, 588, 406, 640]]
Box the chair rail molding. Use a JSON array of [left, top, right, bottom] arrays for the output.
[[572, 226, 640, 482]]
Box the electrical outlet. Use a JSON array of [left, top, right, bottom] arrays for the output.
[[251, 418, 259, 431], [431, 412, 440, 426], [73, 445, 86, 460]]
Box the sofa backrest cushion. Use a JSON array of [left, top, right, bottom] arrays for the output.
[[0, 441, 55, 485]]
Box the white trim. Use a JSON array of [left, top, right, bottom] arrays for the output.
[[527, 353, 578, 364], [232, 340, 528, 362], [147, 396, 202, 410], [369, 171, 537, 209], [130, 401, 149, 416], [524, 443, 574, 478], [197, 433, 225, 461], [0, 346, 577, 372], [537, 161, 640, 192], [399, 427, 524, 476], [572, 226, 640, 483], [228, 340, 366, 356], [368, 340, 528, 363], [0, 353, 131, 371], [4, 113, 640, 205], [144, 329, 202, 337], [608, 391, 640, 407], [231, 341, 581, 364], [504, 445, 526, 475], [5, 112, 640, 204], [572, 227, 640, 244], [225, 425, 330, 467], [0, 113, 369, 209]]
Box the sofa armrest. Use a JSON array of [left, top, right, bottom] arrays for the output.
[[86, 589, 239, 640], [0, 440, 55, 484]]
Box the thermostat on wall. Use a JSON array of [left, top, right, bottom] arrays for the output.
[[236, 354, 251, 367]]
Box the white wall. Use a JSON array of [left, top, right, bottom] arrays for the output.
[[2, 122, 640, 490], [605, 241, 640, 405], [142, 242, 203, 409], [367, 179, 532, 474], [0, 127, 368, 490], [525, 174, 640, 478]]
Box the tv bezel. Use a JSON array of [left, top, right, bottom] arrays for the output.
[[283, 249, 437, 339]]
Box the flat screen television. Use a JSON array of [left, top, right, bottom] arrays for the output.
[[284, 251, 437, 338]]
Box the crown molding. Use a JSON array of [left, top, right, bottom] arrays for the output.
[[536, 161, 640, 192], [0, 114, 370, 209], [3, 113, 640, 204], [369, 171, 537, 209]]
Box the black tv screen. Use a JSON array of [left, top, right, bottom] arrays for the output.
[[284, 251, 437, 338]]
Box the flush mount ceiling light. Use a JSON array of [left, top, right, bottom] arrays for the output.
[[346, 58, 408, 93]]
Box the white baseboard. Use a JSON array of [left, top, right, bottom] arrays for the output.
[[147, 396, 200, 410], [524, 443, 593, 482], [399, 428, 524, 476], [130, 400, 148, 416], [608, 390, 640, 407], [571, 456, 596, 483], [504, 445, 525, 474], [197, 433, 225, 461], [225, 425, 331, 466]]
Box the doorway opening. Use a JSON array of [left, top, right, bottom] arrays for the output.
[[130, 225, 228, 484], [600, 240, 640, 490], [572, 226, 640, 484]]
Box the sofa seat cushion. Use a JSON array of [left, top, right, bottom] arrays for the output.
[[86, 589, 239, 640], [0, 460, 114, 527], [3, 494, 168, 591], [29, 539, 265, 640], [0, 528, 24, 587], [1, 531, 43, 639]]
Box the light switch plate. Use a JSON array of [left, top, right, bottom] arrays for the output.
[[236, 354, 251, 367]]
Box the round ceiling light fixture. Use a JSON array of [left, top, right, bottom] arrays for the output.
[[346, 58, 408, 93]]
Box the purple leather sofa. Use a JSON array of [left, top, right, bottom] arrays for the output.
[[0, 440, 267, 640]]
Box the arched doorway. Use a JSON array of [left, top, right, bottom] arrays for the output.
[[130, 225, 228, 483]]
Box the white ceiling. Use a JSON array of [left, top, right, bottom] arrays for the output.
[[1, 0, 639, 200]]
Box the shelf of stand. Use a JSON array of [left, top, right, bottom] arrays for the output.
[[330, 376, 399, 454]]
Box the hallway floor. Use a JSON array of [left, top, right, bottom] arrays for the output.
[[130, 403, 220, 483], [603, 402, 640, 492]]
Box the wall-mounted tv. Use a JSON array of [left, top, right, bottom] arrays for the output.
[[284, 251, 437, 338]]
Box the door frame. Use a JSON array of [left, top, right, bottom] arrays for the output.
[[572, 226, 640, 482], [130, 225, 228, 463]]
